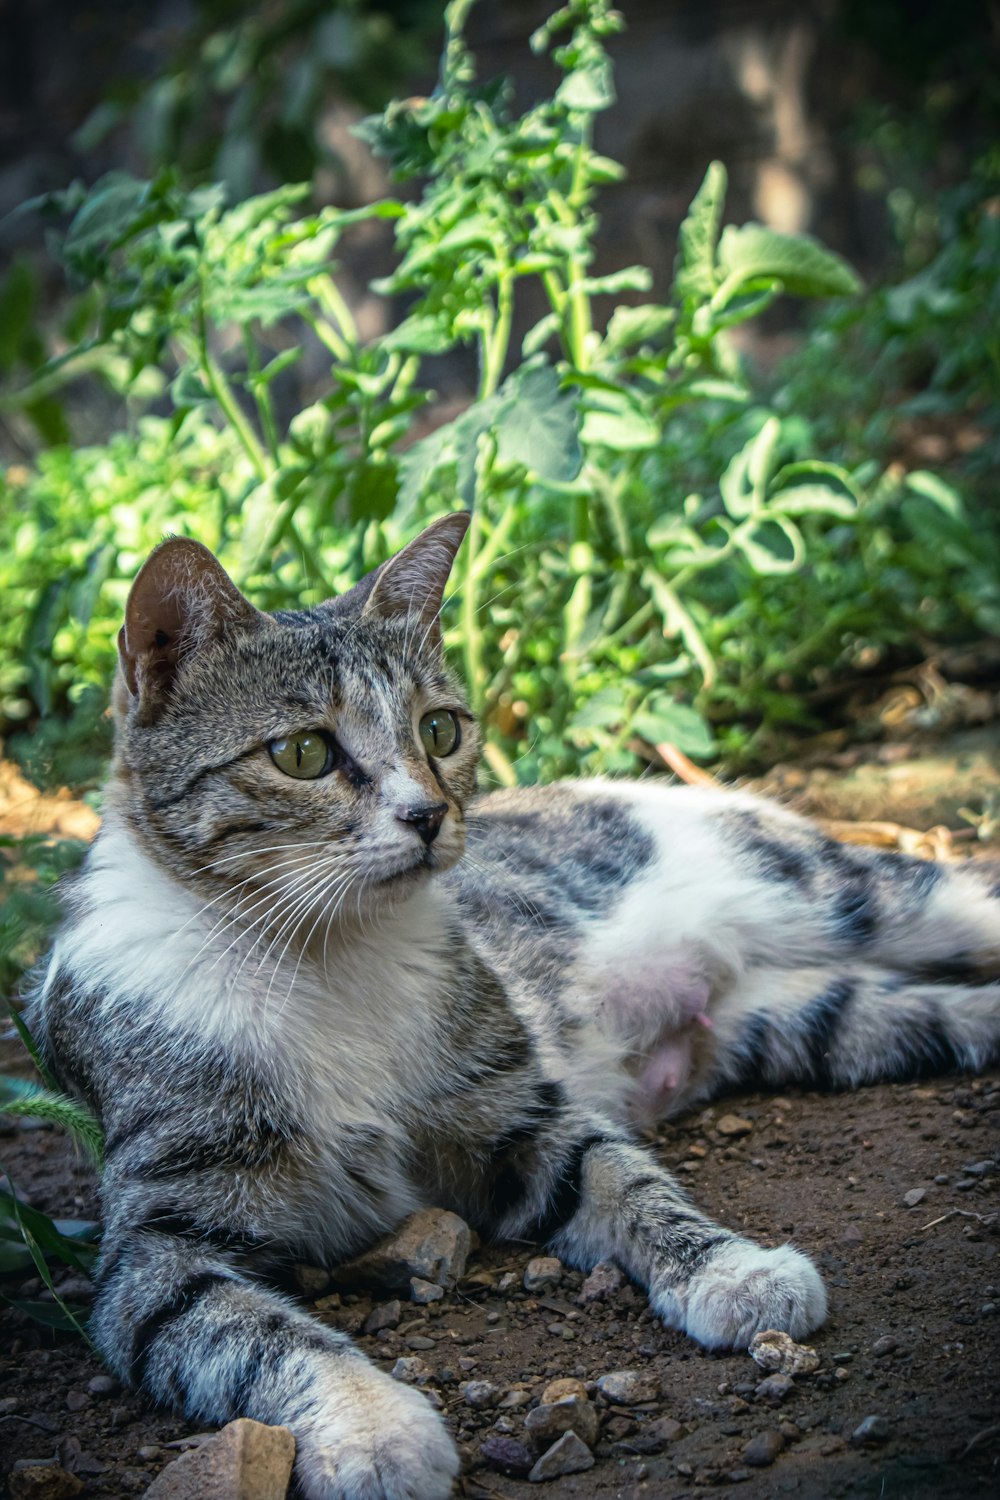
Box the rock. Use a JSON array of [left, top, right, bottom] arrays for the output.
[[406, 1335, 435, 1351], [870, 1335, 897, 1358], [64, 1390, 90, 1412], [755, 1374, 795, 1405], [749, 1330, 820, 1376], [462, 1380, 501, 1410], [363, 1299, 401, 1334], [480, 1436, 534, 1477], [902, 1188, 926, 1208], [523, 1256, 563, 1293], [335, 1208, 471, 1290], [717, 1114, 754, 1137], [410, 1277, 444, 1304], [294, 1263, 331, 1297], [577, 1261, 625, 1304], [540, 1377, 588, 1405], [524, 1396, 600, 1451], [851, 1415, 891, 1445], [142, 1420, 295, 1500], [963, 1159, 996, 1177], [87, 1375, 119, 1397], [840, 1224, 864, 1244], [498, 1389, 532, 1410], [595, 1370, 660, 1405], [391, 1356, 433, 1384], [527, 1430, 596, 1481], [614, 1414, 686, 1453], [742, 1431, 785, 1467], [8, 1464, 83, 1500]]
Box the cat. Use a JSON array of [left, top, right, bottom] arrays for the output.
[[29, 512, 1000, 1500]]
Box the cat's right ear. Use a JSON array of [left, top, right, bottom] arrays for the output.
[[118, 538, 264, 714]]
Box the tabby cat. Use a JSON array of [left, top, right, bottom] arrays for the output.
[[31, 514, 1000, 1500]]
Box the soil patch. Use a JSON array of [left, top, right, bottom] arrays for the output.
[[1, 1075, 997, 1498]]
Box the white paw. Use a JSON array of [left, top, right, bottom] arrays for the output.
[[655, 1240, 827, 1351], [296, 1361, 458, 1500]]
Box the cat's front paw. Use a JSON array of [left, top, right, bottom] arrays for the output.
[[296, 1360, 458, 1500], [655, 1239, 827, 1351]]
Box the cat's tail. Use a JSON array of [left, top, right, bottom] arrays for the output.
[[686, 961, 1000, 1109]]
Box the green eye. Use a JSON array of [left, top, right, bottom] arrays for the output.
[[419, 709, 460, 759], [269, 732, 332, 780]]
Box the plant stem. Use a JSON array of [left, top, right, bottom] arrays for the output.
[[461, 505, 486, 707], [192, 315, 270, 479]]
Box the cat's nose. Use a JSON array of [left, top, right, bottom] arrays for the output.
[[396, 800, 448, 846]]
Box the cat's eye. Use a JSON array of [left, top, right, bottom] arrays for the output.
[[419, 709, 460, 758], [269, 732, 333, 780]]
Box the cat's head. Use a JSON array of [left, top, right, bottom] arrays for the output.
[[110, 514, 480, 930]]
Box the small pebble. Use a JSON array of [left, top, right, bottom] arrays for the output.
[[852, 1414, 891, 1445], [541, 1378, 587, 1405], [363, 1299, 401, 1334], [87, 1375, 118, 1397], [749, 1329, 820, 1376], [870, 1336, 897, 1358], [65, 1391, 90, 1413], [742, 1430, 785, 1467], [902, 1188, 926, 1208], [716, 1114, 754, 1138], [410, 1277, 444, 1305], [527, 1429, 595, 1481], [462, 1380, 500, 1410], [524, 1256, 563, 1293], [577, 1260, 625, 1305], [755, 1374, 794, 1405], [406, 1335, 435, 1351], [391, 1356, 432, 1384], [595, 1369, 660, 1405], [480, 1436, 534, 1477], [524, 1395, 599, 1450]]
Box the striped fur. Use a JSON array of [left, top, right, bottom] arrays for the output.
[[29, 519, 1000, 1500]]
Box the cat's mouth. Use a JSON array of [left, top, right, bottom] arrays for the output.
[[376, 849, 437, 884]]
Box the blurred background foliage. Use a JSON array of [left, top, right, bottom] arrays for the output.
[[0, 0, 997, 988]]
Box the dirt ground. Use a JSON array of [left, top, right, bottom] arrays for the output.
[[1, 727, 998, 1499], [1, 1074, 997, 1499]]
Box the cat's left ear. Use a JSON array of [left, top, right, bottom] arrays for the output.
[[118, 537, 267, 711], [360, 511, 470, 643]]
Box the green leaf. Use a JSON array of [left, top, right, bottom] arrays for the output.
[[674, 161, 726, 305], [603, 304, 675, 351], [346, 459, 398, 524], [581, 389, 659, 452], [380, 314, 455, 355], [577, 267, 653, 297], [735, 514, 805, 574], [556, 61, 616, 113], [522, 312, 561, 358], [717, 223, 862, 298], [494, 364, 582, 486], [642, 568, 716, 687], [62, 173, 156, 268], [905, 470, 965, 520], [632, 697, 717, 758], [397, 424, 455, 514], [769, 485, 857, 519], [570, 687, 630, 731]]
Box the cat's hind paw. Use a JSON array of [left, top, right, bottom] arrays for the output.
[[656, 1240, 827, 1351], [296, 1361, 458, 1500]]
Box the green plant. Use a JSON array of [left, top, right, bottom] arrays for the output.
[[0, 1008, 101, 1336], [1, 0, 992, 793]]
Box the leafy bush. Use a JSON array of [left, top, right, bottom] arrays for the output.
[[1, 0, 992, 793]]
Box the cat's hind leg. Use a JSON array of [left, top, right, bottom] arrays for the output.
[[673, 962, 1000, 1112]]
